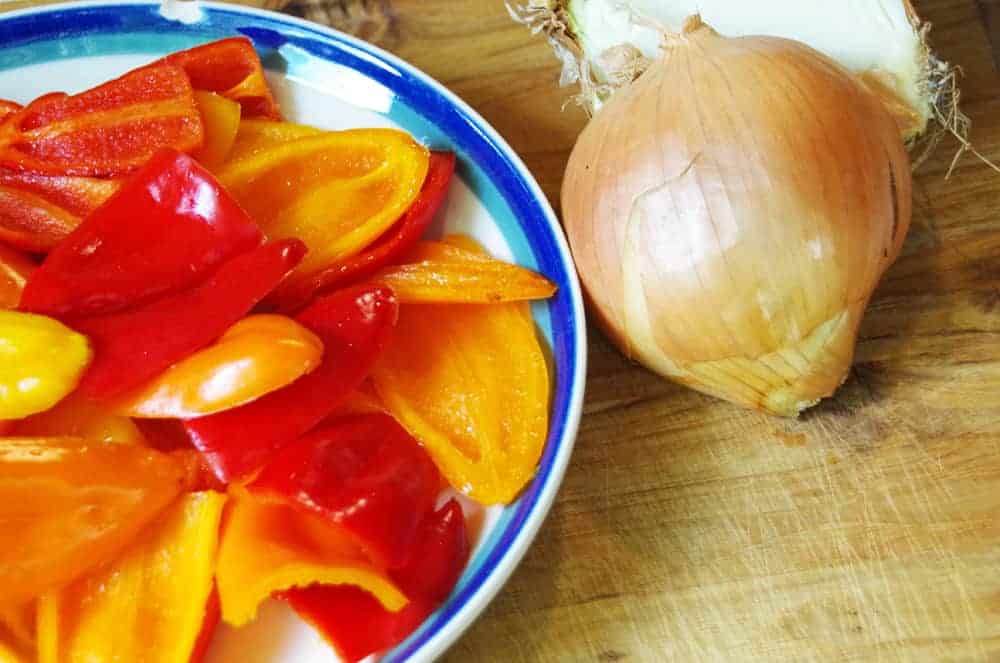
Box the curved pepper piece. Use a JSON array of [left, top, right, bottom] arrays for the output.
[[0, 172, 119, 252], [216, 495, 407, 627], [0, 101, 20, 123], [151, 37, 281, 120], [272, 151, 455, 312], [21, 149, 262, 318], [113, 314, 324, 418], [37, 491, 226, 663], [0, 602, 33, 662], [0, 244, 34, 310], [14, 392, 144, 445], [221, 119, 321, 166], [0, 311, 91, 420], [217, 129, 429, 283], [0, 437, 185, 604], [191, 91, 241, 170], [69, 238, 306, 400], [286, 499, 470, 663], [372, 301, 550, 505], [185, 284, 398, 482], [373, 237, 557, 304], [0, 64, 203, 177], [250, 413, 441, 569]]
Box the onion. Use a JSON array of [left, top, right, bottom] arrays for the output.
[[561, 16, 911, 416]]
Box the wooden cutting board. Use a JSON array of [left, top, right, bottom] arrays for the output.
[[7, 0, 999, 660]]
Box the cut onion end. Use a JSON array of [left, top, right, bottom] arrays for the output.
[[509, 0, 966, 156]]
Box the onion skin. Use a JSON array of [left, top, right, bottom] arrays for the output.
[[562, 18, 911, 416]]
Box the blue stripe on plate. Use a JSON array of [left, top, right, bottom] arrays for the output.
[[0, 4, 584, 660]]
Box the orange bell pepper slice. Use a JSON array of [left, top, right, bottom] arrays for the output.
[[37, 491, 226, 663], [13, 392, 144, 445], [0, 244, 34, 310], [216, 495, 407, 627], [0, 64, 203, 177], [0, 101, 20, 123], [217, 128, 429, 283], [0, 173, 119, 252], [374, 236, 557, 304], [221, 119, 321, 166], [152, 37, 281, 120], [191, 91, 241, 169], [0, 437, 186, 604], [372, 302, 550, 505], [111, 314, 324, 419], [0, 602, 33, 662]]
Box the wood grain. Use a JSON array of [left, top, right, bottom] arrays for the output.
[[325, 1, 1000, 661], [6, 0, 999, 660]]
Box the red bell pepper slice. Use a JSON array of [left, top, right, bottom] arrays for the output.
[[69, 238, 306, 400], [21, 149, 262, 317], [151, 37, 281, 120], [185, 284, 399, 482], [250, 413, 441, 569], [189, 587, 221, 663], [273, 152, 455, 313], [0, 63, 203, 176], [0, 171, 119, 252], [285, 500, 470, 663]]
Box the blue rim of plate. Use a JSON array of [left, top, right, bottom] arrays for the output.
[[0, 2, 587, 661]]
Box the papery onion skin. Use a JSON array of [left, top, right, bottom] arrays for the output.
[[562, 17, 911, 416]]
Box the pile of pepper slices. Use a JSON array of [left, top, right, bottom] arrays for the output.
[[0, 38, 556, 663]]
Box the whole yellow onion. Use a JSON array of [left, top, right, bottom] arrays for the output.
[[561, 16, 911, 416]]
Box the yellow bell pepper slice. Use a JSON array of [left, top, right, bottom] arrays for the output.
[[191, 91, 241, 170], [216, 495, 407, 627], [14, 392, 144, 445], [0, 311, 91, 420], [374, 237, 557, 304], [110, 314, 324, 419], [372, 302, 550, 505], [0, 437, 185, 604], [221, 119, 322, 165], [216, 128, 429, 283], [38, 491, 226, 663]]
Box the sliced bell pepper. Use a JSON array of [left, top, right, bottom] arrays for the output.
[[0, 602, 33, 661], [68, 238, 306, 400], [372, 237, 557, 304], [0, 642, 24, 663], [150, 37, 281, 120], [0, 437, 185, 604], [0, 172, 119, 252], [325, 381, 386, 419], [21, 148, 262, 317], [286, 499, 470, 663], [216, 129, 429, 283], [13, 392, 144, 445], [0, 101, 20, 123], [221, 119, 321, 166], [0, 64, 203, 177], [272, 151, 455, 312], [250, 413, 441, 569], [0, 310, 91, 420], [372, 301, 549, 505], [216, 495, 407, 627], [112, 314, 323, 418], [37, 491, 226, 663], [189, 588, 220, 663], [0, 244, 34, 310], [185, 284, 398, 482], [191, 91, 241, 169]]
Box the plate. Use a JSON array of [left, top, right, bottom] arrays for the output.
[[0, 1, 587, 661]]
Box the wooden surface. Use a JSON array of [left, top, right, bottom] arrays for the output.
[[308, 2, 1000, 661], [11, 0, 1000, 660]]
